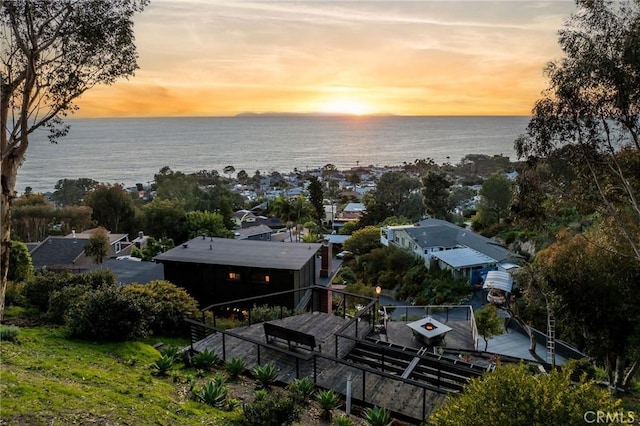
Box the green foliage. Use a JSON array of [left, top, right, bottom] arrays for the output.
[[429, 362, 621, 426], [52, 178, 99, 207], [363, 406, 391, 426], [130, 236, 174, 261], [159, 344, 182, 361], [249, 304, 292, 324], [288, 376, 315, 402], [253, 389, 268, 401], [334, 414, 353, 426], [7, 241, 33, 282], [141, 199, 188, 243], [151, 354, 175, 376], [316, 389, 340, 419], [193, 380, 229, 409], [475, 173, 513, 228], [84, 226, 110, 264], [0, 325, 20, 342], [123, 280, 199, 336], [47, 284, 91, 324], [394, 265, 471, 305], [66, 285, 151, 341], [84, 184, 137, 235], [422, 170, 452, 219], [243, 388, 300, 426], [192, 349, 219, 371], [474, 304, 504, 351], [307, 176, 324, 221], [4, 281, 27, 307], [253, 363, 279, 389], [343, 226, 381, 255], [364, 171, 424, 223], [224, 357, 247, 380], [185, 210, 233, 239]]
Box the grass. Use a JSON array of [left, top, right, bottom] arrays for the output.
[[0, 326, 243, 425]]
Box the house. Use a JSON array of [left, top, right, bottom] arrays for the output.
[[154, 237, 322, 309], [232, 209, 257, 228], [29, 228, 133, 272], [332, 202, 366, 231], [380, 218, 517, 285], [234, 224, 273, 241], [87, 259, 164, 285]]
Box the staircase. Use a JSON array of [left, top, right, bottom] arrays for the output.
[[546, 311, 556, 367]]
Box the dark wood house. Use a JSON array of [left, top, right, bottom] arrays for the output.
[[154, 237, 322, 309]]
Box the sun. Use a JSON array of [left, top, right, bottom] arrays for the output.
[[315, 99, 374, 116]]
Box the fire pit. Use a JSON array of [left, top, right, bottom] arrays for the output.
[[406, 316, 452, 346]]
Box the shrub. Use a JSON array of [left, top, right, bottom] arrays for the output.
[[224, 357, 247, 380], [316, 389, 340, 420], [249, 304, 292, 324], [22, 271, 68, 311], [253, 363, 279, 389], [0, 325, 20, 342], [192, 349, 219, 370], [47, 284, 91, 324], [151, 354, 175, 376], [193, 380, 228, 409], [288, 376, 315, 403], [363, 406, 391, 426], [5, 281, 27, 307], [243, 388, 300, 426], [123, 280, 199, 336], [66, 284, 151, 341]]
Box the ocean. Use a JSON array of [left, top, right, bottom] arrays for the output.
[[17, 115, 531, 194]]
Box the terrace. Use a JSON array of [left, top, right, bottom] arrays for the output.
[[186, 286, 485, 423]]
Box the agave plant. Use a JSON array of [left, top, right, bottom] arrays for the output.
[[159, 344, 182, 361], [193, 380, 228, 408], [224, 357, 247, 380], [253, 363, 279, 389], [151, 354, 175, 376], [363, 406, 392, 426], [288, 376, 315, 402], [316, 389, 340, 420], [334, 414, 354, 426], [253, 389, 268, 401], [192, 348, 219, 370]]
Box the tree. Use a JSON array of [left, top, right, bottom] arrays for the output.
[[141, 199, 188, 243], [307, 176, 324, 222], [223, 165, 236, 181], [364, 171, 423, 223], [474, 303, 503, 351], [515, 0, 640, 262], [83, 184, 136, 235], [429, 362, 621, 426], [0, 0, 148, 319], [421, 170, 451, 219], [475, 173, 513, 228], [7, 240, 32, 281], [236, 169, 249, 184], [84, 227, 110, 264], [343, 226, 381, 255], [535, 223, 640, 390], [185, 211, 233, 239], [52, 178, 99, 206]]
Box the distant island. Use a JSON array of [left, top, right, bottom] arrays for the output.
[[234, 112, 397, 118]]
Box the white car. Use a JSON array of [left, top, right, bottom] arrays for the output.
[[336, 250, 353, 259]]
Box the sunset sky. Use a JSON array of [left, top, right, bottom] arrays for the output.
[[76, 0, 577, 118]]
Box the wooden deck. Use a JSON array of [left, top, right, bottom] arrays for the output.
[[190, 312, 479, 423]]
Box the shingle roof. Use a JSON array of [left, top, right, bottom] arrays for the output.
[[417, 218, 510, 262], [154, 237, 322, 270], [87, 259, 164, 285], [30, 237, 88, 268]]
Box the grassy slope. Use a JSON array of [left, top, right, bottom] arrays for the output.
[[0, 326, 242, 425]]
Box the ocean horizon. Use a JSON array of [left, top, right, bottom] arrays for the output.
[[18, 115, 531, 194]]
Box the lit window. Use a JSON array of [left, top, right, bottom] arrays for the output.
[[228, 272, 240, 280], [264, 275, 270, 283]]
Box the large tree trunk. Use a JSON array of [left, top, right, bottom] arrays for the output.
[[0, 154, 20, 322]]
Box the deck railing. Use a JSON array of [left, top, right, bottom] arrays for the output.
[[381, 304, 478, 351]]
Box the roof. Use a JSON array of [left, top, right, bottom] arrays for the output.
[[343, 203, 366, 213], [417, 218, 510, 263], [234, 225, 273, 239], [87, 259, 164, 285], [482, 270, 513, 293], [30, 237, 88, 268], [154, 237, 322, 270], [323, 234, 350, 244], [404, 226, 459, 249], [431, 247, 496, 269]]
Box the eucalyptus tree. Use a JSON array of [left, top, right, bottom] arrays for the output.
[[515, 0, 640, 261], [0, 0, 148, 318]]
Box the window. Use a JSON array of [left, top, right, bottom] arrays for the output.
[[228, 272, 241, 280], [250, 270, 270, 284], [115, 242, 121, 253]]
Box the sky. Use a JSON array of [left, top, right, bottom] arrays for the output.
[[75, 0, 577, 118]]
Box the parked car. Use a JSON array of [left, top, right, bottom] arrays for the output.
[[336, 250, 353, 259]]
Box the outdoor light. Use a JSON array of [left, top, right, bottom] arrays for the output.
[[375, 286, 381, 296]]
